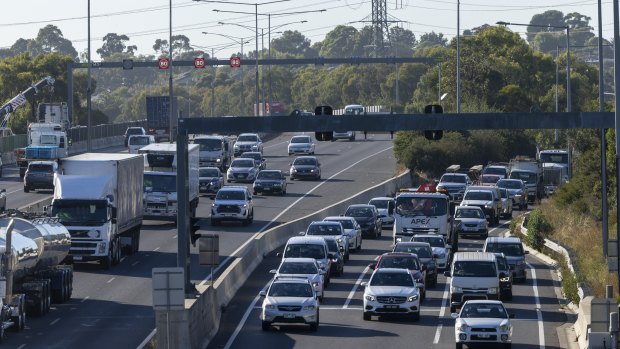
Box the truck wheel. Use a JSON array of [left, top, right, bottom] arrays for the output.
[[101, 250, 113, 270], [23, 186, 29, 193]]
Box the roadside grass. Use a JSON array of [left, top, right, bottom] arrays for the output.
[[536, 202, 616, 299]]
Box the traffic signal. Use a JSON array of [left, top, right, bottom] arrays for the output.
[[190, 217, 201, 246], [424, 104, 443, 141], [314, 105, 333, 141]]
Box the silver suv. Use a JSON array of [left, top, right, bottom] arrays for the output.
[[259, 277, 320, 331], [210, 186, 254, 226], [461, 186, 502, 226], [233, 133, 263, 156]]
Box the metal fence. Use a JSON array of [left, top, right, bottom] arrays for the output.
[[0, 134, 28, 154], [68, 120, 147, 143]]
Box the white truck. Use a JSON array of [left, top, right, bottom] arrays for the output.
[[38, 102, 70, 132], [508, 156, 544, 203], [538, 149, 569, 195], [19, 122, 70, 178], [0, 215, 73, 341], [139, 143, 199, 221], [392, 191, 451, 244], [51, 153, 144, 269], [192, 135, 234, 170]]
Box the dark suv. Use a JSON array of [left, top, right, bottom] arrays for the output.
[[24, 161, 58, 192], [124, 127, 146, 147], [344, 204, 382, 238]]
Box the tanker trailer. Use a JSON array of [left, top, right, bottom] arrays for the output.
[[0, 215, 72, 341]]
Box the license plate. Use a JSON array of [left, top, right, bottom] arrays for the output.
[[263, 188, 271, 191], [73, 256, 83, 261], [478, 334, 490, 338], [464, 227, 476, 231], [283, 313, 295, 318], [384, 305, 399, 309], [200, 186, 207, 190]]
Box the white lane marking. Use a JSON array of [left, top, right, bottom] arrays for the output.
[[173, 235, 178, 239], [136, 328, 157, 349], [153, 247, 160, 252], [433, 280, 451, 344], [528, 262, 546, 349], [81, 296, 89, 303], [223, 284, 270, 349], [199, 146, 394, 287], [343, 265, 369, 309], [17, 345, 26, 349], [264, 140, 289, 149], [131, 261, 140, 267], [49, 318, 60, 326], [107, 277, 116, 284]]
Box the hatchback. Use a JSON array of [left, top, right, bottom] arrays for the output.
[[24, 161, 58, 192]]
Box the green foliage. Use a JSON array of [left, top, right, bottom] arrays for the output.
[[559, 255, 580, 305], [526, 209, 552, 250]]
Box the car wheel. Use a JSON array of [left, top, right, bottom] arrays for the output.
[[261, 321, 271, 331], [310, 313, 319, 332], [507, 210, 513, 219], [524, 202, 528, 210], [456, 343, 463, 349], [363, 312, 371, 321], [421, 290, 426, 302], [211, 218, 220, 226], [504, 344, 512, 349], [506, 290, 513, 301], [357, 237, 362, 251], [429, 276, 438, 288], [23, 187, 29, 193]]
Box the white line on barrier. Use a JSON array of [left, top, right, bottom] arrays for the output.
[[198, 146, 394, 287], [153, 247, 160, 252], [49, 318, 60, 326], [17, 344, 26, 349], [131, 261, 139, 267], [107, 277, 115, 284], [81, 296, 89, 303], [136, 328, 157, 349], [223, 284, 269, 349], [527, 262, 546, 349]]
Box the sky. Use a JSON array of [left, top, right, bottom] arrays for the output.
[[0, 0, 615, 61]]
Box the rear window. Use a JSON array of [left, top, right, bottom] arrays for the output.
[[126, 128, 144, 136], [129, 136, 151, 145], [453, 261, 497, 277], [29, 164, 53, 172], [284, 243, 326, 259]]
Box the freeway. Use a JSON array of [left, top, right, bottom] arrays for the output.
[[0, 133, 400, 349], [207, 212, 571, 349]]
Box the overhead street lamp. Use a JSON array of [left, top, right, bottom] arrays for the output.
[[203, 32, 250, 115], [497, 21, 571, 112]]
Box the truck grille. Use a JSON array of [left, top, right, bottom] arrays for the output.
[[217, 205, 241, 213], [377, 296, 406, 304], [402, 227, 440, 235]]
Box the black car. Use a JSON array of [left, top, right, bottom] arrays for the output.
[[24, 161, 58, 192], [199, 167, 224, 197], [253, 170, 287, 195], [289, 156, 321, 181], [323, 237, 344, 277], [124, 127, 146, 147], [344, 204, 382, 238], [494, 252, 513, 301]]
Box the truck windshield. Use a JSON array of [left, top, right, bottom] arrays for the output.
[[40, 134, 57, 145], [453, 261, 497, 277], [237, 135, 258, 142], [539, 152, 568, 164], [509, 171, 537, 184], [395, 197, 448, 216], [485, 243, 524, 256], [129, 136, 150, 145], [52, 201, 107, 225], [194, 138, 222, 151], [144, 174, 177, 192], [440, 175, 467, 183]]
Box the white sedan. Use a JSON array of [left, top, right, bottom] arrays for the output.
[[411, 234, 449, 270], [288, 135, 316, 155], [452, 300, 514, 349], [323, 216, 363, 251], [269, 257, 325, 300]]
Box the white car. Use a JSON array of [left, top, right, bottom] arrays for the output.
[[288, 135, 316, 155], [411, 234, 449, 270], [233, 133, 263, 156], [210, 186, 254, 226], [368, 197, 395, 227], [303, 221, 350, 262], [361, 268, 421, 322], [322, 216, 363, 251], [270, 258, 326, 300], [226, 158, 258, 183], [452, 300, 513, 349], [259, 278, 320, 331]]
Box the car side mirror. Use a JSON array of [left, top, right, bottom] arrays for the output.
[[444, 271, 451, 277], [269, 269, 277, 274], [327, 253, 334, 259], [368, 263, 376, 270], [433, 254, 439, 259], [276, 252, 282, 257], [299, 231, 306, 236], [446, 244, 452, 250], [319, 269, 326, 275], [421, 264, 427, 271], [339, 247, 345, 253], [259, 291, 266, 297], [451, 313, 459, 319], [524, 250, 529, 254], [360, 282, 367, 287], [0, 189, 5, 193]]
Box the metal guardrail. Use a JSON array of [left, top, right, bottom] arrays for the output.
[[0, 134, 27, 154]]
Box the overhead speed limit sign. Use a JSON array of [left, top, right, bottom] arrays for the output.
[[158, 57, 170, 69], [194, 57, 205, 69], [229, 56, 241, 68]]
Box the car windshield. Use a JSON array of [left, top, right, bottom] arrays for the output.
[[395, 197, 448, 216], [284, 244, 326, 259], [460, 303, 508, 319], [126, 128, 143, 136], [325, 239, 340, 253], [194, 138, 222, 151], [500, 189, 508, 198], [291, 136, 310, 144], [345, 207, 373, 217], [485, 243, 524, 256], [129, 136, 150, 145], [215, 190, 246, 200], [393, 244, 431, 258], [144, 174, 177, 192], [307, 224, 342, 236], [370, 272, 414, 287], [237, 135, 258, 142], [497, 180, 522, 189], [368, 199, 389, 209], [464, 192, 492, 201], [257, 171, 281, 180], [481, 176, 500, 184], [231, 159, 255, 168], [293, 158, 317, 166], [240, 153, 261, 161], [268, 283, 314, 297], [326, 219, 353, 229], [199, 168, 220, 177], [455, 208, 484, 219], [453, 261, 497, 277], [496, 256, 509, 270], [440, 175, 467, 183], [510, 171, 537, 184], [378, 256, 420, 270], [279, 262, 318, 274], [28, 164, 53, 172], [484, 167, 507, 176], [413, 236, 445, 248]]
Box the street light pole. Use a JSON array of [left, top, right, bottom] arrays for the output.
[[268, 14, 271, 111], [255, 3, 259, 115], [87, 0, 91, 151], [613, 0, 620, 290], [211, 47, 215, 117], [555, 46, 559, 143], [456, 0, 461, 113], [598, 0, 609, 257], [261, 28, 265, 115], [241, 39, 245, 115], [566, 26, 572, 112]]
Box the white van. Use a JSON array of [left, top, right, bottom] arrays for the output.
[[444, 251, 505, 313], [278, 236, 333, 283], [127, 134, 155, 154]]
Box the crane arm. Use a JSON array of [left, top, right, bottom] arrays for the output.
[[0, 76, 55, 128]]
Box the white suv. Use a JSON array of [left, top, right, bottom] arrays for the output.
[[259, 278, 320, 331], [361, 268, 421, 322], [210, 186, 254, 226]]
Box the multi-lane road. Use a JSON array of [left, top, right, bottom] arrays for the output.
[[0, 133, 406, 349]]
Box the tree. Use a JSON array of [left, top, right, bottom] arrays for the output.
[[97, 33, 137, 59], [526, 10, 566, 44], [417, 32, 447, 49], [319, 26, 360, 58], [389, 26, 416, 57], [565, 12, 594, 47], [28, 25, 78, 59], [271, 30, 315, 58]]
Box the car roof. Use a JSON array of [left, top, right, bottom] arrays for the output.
[[310, 220, 342, 226], [293, 156, 317, 159], [396, 241, 431, 248], [452, 251, 497, 262], [462, 299, 504, 305], [199, 166, 220, 170], [240, 151, 261, 155], [291, 135, 311, 139], [485, 236, 522, 244], [323, 216, 356, 221], [413, 234, 444, 239], [372, 267, 411, 274], [238, 133, 259, 136], [271, 278, 311, 285], [347, 204, 375, 209], [29, 160, 56, 165], [380, 252, 418, 258], [281, 257, 317, 264], [369, 197, 394, 201], [286, 236, 328, 245], [218, 186, 247, 191], [456, 205, 484, 211], [258, 170, 282, 173]]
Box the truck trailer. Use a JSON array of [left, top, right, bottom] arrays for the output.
[[139, 143, 199, 221], [52, 153, 144, 269]]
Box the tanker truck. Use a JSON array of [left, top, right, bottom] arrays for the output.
[[0, 214, 73, 341]]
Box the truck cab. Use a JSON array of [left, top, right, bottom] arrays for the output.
[[192, 135, 233, 170], [392, 192, 451, 243]]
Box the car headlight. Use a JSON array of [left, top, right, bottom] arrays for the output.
[[456, 323, 470, 332], [487, 287, 498, 294], [500, 324, 511, 332], [408, 294, 419, 302], [437, 252, 446, 259], [312, 282, 320, 287], [485, 202, 493, 208], [303, 305, 316, 310], [500, 277, 511, 282], [516, 260, 525, 266], [396, 237, 402, 243], [365, 294, 375, 301], [310, 169, 317, 172], [291, 168, 297, 173], [265, 304, 276, 309], [451, 286, 463, 293]]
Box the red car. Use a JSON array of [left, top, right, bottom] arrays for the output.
[[369, 252, 427, 301]]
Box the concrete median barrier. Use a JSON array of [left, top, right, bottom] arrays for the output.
[[154, 170, 414, 348]]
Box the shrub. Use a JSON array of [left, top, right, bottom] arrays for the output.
[[527, 209, 552, 251]]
